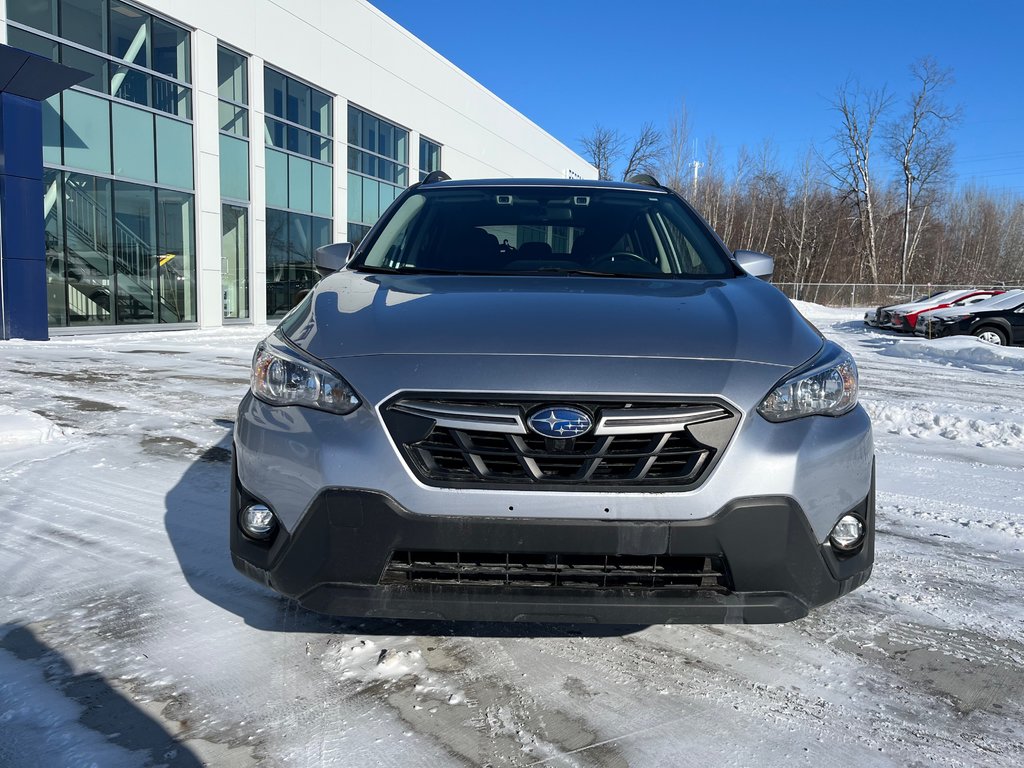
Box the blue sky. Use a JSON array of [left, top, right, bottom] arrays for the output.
[[370, 0, 1024, 193]]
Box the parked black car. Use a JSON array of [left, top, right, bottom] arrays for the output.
[[915, 289, 1024, 346]]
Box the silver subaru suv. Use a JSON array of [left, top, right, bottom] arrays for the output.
[[231, 174, 874, 624]]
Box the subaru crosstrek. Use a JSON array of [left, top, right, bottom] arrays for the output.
[[231, 174, 874, 624]]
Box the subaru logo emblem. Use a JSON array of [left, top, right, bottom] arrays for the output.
[[527, 406, 593, 439]]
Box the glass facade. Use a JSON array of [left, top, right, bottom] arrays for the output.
[[264, 66, 333, 316], [5, 2, 466, 330], [419, 137, 441, 181], [347, 105, 408, 244], [218, 44, 249, 319], [8, 0, 197, 327]]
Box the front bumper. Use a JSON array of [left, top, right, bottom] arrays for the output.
[[231, 468, 875, 625]]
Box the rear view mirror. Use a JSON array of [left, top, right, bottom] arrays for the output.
[[734, 250, 774, 280], [315, 242, 354, 277]]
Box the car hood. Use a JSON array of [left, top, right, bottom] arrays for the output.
[[282, 271, 822, 369]]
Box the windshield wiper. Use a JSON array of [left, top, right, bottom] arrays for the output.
[[518, 267, 664, 279], [350, 264, 509, 276]]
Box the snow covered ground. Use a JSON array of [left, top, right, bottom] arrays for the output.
[[1, 306, 1022, 767]]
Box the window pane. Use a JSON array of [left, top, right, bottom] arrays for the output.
[[44, 170, 67, 325], [311, 90, 331, 135], [395, 128, 408, 164], [8, 0, 57, 35], [222, 204, 249, 319], [109, 0, 149, 67], [346, 172, 361, 224], [265, 148, 288, 209], [311, 215, 331, 252], [264, 68, 286, 119], [112, 181, 157, 324], [219, 134, 249, 201], [62, 90, 111, 173], [289, 213, 313, 265], [312, 162, 332, 218], [7, 26, 57, 59], [218, 47, 247, 104], [218, 101, 248, 137], [64, 174, 114, 325], [43, 94, 61, 164], [112, 102, 155, 182], [378, 122, 392, 160], [288, 154, 312, 212], [347, 105, 360, 146], [155, 115, 194, 189], [315, 134, 332, 163], [152, 79, 190, 118], [60, 0, 106, 51], [286, 77, 310, 128], [347, 222, 370, 246], [151, 18, 189, 81], [156, 189, 196, 322], [362, 176, 379, 223], [265, 117, 285, 149], [111, 65, 150, 107], [286, 124, 311, 158], [266, 208, 288, 270], [61, 45, 109, 93], [361, 114, 377, 153]]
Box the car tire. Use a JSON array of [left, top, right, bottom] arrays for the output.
[[973, 326, 1007, 346]]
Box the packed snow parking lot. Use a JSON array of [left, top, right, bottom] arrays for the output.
[[0, 302, 1022, 767]]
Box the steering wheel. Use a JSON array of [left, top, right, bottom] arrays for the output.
[[590, 252, 657, 272]]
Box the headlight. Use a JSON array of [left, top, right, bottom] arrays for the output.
[[939, 314, 971, 323], [758, 342, 858, 422], [251, 334, 360, 415]]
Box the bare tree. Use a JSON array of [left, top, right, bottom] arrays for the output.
[[888, 57, 960, 284], [824, 81, 893, 284], [620, 122, 666, 181], [658, 103, 694, 194], [579, 124, 625, 181]]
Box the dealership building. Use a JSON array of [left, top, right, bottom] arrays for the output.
[[0, 0, 594, 338]]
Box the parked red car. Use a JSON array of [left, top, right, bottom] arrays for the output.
[[887, 290, 1005, 332]]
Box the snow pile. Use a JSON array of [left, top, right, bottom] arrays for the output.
[[879, 336, 1024, 372], [0, 406, 64, 449], [864, 401, 1024, 449]]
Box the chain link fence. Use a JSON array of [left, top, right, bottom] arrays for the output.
[[773, 282, 1023, 308]]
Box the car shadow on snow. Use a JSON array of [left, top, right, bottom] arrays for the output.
[[0, 624, 204, 767], [164, 428, 645, 639]]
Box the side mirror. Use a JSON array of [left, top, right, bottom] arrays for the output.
[[734, 249, 774, 280], [315, 242, 354, 278]]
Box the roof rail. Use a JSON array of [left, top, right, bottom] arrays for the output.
[[421, 170, 452, 185], [626, 173, 662, 188]]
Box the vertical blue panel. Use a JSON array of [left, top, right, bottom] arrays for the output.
[[0, 94, 48, 340]]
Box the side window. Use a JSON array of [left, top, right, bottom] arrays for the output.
[[653, 211, 705, 274]]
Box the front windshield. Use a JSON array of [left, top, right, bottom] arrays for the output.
[[355, 186, 736, 278]]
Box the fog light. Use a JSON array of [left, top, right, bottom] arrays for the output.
[[829, 514, 865, 551], [241, 504, 276, 539]]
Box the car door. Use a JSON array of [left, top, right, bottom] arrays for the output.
[[1011, 301, 1024, 344]]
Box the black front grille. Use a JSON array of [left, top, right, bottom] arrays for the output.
[[384, 397, 737, 490], [382, 550, 732, 591]]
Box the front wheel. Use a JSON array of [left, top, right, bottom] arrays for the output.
[[973, 326, 1007, 346]]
